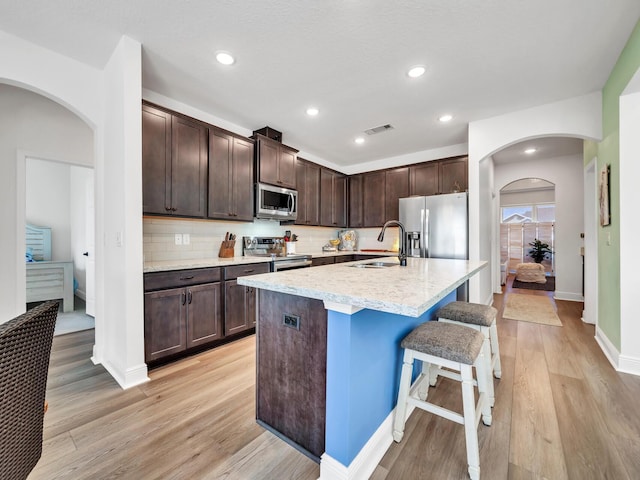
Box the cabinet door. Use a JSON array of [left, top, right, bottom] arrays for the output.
[[348, 175, 364, 228], [410, 162, 439, 196], [278, 147, 297, 189], [385, 168, 409, 222], [208, 129, 232, 219], [320, 168, 334, 226], [439, 157, 468, 194], [232, 137, 255, 221], [224, 279, 253, 335], [363, 171, 386, 227], [258, 138, 279, 186], [312, 257, 335, 267], [142, 105, 171, 215], [334, 174, 347, 227], [306, 163, 321, 225], [186, 282, 223, 348], [144, 288, 186, 362], [294, 160, 308, 225], [171, 116, 207, 217]]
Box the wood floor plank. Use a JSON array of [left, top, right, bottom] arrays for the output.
[[549, 372, 630, 479], [509, 345, 568, 479]]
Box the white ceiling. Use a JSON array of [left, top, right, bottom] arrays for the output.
[[2, 1, 639, 171]]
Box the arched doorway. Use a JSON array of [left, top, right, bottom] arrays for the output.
[[499, 177, 556, 286]]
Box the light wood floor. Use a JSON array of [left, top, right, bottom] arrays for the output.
[[30, 278, 640, 479]]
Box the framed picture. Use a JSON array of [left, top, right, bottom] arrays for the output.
[[599, 164, 610, 226]]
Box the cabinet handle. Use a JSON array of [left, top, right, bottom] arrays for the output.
[[243, 269, 255, 273], [170, 207, 177, 212], [180, 276, 195, 281], [187, 290, 192, 304], [165, 206, 172, 211], [181, 292, 186, 305]]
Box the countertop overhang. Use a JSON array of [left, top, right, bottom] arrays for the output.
[[238, 257, 487, 317]]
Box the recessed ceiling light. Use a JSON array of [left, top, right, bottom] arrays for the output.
[[355, 137, 365, 144], [524, 148, 537, 154], [215, 51, 235, 65], [407, 65, 426, 78], [439, 114, 453, 122], [306, 107, 319, 116]]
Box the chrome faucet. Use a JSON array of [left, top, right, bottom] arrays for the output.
[[377, 220, 407, 266]]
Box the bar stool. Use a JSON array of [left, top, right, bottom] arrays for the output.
[[431, 302, 501, 407], [393, 321, 492, 480]]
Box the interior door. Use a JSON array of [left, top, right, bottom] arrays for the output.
[[85, 176, 95, 317]]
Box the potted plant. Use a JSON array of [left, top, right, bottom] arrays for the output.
[[528, 239, 553, 263]]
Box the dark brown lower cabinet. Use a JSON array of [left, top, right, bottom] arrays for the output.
[[256, 290, 327, 460], [144, 268, 223, 363], [224, 263, 270, 336]]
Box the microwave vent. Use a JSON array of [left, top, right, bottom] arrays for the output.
[[364, 124, 394, 135]]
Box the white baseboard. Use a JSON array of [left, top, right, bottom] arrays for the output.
[[595, 326, 620, 371], [75, 289, 87, 301], [618, 354, 640, 376], [319, 405, 416, 480], [100, 359, 149, 390], [554, 291, 584, 302]]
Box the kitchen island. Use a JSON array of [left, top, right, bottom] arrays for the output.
[[238, 257, 487, 480]]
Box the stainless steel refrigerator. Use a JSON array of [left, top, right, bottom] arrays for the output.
[[399, 192, 469, 298]]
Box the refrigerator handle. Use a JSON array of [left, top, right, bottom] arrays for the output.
[[422, 208, 429, 258]]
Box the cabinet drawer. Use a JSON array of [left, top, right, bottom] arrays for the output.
[[225, 262, 270, 280], [334, 255, 355, 263], [144, 267, 221, 291], [312, 257, 335, 267]]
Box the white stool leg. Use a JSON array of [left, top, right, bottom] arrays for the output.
[[475, 347, 492, 426], [418, 360, 431, 400], [461, 364, 481, 480], [489, 322, 502, 379], [393, 349, 415, 442], [481, 328, 495, 407]]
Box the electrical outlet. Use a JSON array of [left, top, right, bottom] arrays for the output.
[[183, 233, 190, 245], [175, 233, 182, 245], [283, 314, 300, 330]]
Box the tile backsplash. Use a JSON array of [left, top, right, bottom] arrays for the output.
[[143, 217, 398, 262]]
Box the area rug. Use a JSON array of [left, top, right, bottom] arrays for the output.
[[512, 276, 555, 291], [502, 294, 562, 327]]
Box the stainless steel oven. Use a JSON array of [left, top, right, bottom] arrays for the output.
[[242, 236, 311, 272]]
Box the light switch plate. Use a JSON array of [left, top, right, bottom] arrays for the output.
[[175, 233, 182, 245], [183, 233, 190, 245]]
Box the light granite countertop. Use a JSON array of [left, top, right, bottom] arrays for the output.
[[143, 250, 397, 273], [238, 257, 487, 317]]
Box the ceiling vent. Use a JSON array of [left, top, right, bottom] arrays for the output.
[[364, 124, 394, 135]]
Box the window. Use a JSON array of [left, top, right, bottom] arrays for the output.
[[501, 203, 555, 223]]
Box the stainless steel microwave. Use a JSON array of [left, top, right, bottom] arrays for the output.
[[255, 183, 298, 220]]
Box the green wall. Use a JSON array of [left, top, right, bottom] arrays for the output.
[[585, 19, 640, 350]]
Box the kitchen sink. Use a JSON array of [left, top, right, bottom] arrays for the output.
[[350, 261, 398, 268]]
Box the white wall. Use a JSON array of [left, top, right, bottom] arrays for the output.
[[0, 83, 93, 322], [494, 154, 584, 301], [468, 92, 602, 304], [478, 157, 495, 305]]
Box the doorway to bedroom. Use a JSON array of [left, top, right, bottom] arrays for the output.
[[25, 156, 95, 336]]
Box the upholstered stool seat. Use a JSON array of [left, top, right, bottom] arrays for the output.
[[393, 321, 492, 480], [515, 262, 546, 283]]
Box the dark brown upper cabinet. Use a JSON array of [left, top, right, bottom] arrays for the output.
[[208, 128, 254, 222], [409, 161, 439, 196], [320, 168, 347, 228], [439, 156, 468, 194], [142, 104, 207, 218], [295, 158, 321, 226], [384, 167, 409, 222], [362, 171, 386, 227], [254, 134, 297, 189], [348, 175, 364, 228]]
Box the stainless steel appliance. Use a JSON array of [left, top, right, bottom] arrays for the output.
[[242, 236, 312, 271], [399, 192, 468, 296], [255, 183, 298, 221]]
